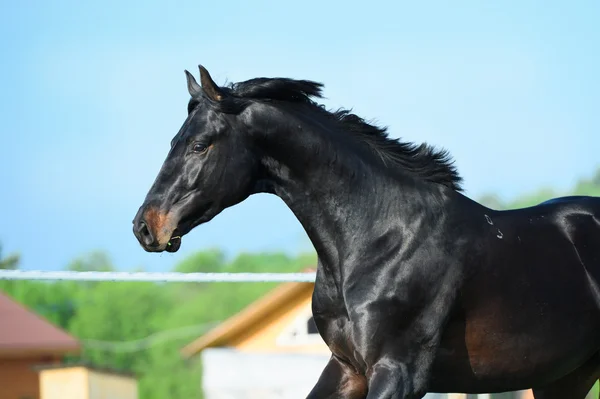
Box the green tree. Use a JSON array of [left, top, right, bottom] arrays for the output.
[[592, 167, 600, 186], [69, 281, 171, 372], [170, 248, 228, 302], [53, 249, 316, 399], [478, 167, 600, 210], [503, 187, 557, 210], [0, 279, 81, 329], [588, 382, 599, 399], [478, 194, 505, 210], [66, 251, 115, 272], [572, 166, 600, 197], [0, 243, 19, 270], [174, 248, 226, 274]]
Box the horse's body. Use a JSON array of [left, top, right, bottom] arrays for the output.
[[425, 198, 599, 391], [428, 196, 600, 393], [133, 66, 600, 398], [304, 181, 600, 398]]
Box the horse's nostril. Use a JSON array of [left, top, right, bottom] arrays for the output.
[[138, 221, 155, 247]]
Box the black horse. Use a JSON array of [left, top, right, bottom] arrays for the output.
[[133, 65, 600, 399]]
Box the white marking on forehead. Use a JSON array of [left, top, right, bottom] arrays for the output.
[[496, 229, 503, 239], [484, 214, 493, 225]]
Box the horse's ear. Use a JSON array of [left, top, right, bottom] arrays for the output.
[[198, 65, 223, 102], [185, 70, 202, 98]]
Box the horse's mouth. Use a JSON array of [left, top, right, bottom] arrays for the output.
[[164, 220, 194, 253], [161, 204, 216, 253], [165, 234, 182, 253]]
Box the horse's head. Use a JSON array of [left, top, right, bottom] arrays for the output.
[[132, 66, 262, 253]]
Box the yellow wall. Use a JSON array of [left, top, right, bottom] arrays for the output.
[[39, 367, 137, 399], [88, 369, 138, 399], [0, 359, 41, 399], [231, 293, 330, 354], [39, 367, 88, 399]]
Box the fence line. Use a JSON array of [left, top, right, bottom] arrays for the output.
[[0, 270, 317, 283], [81, 322, 221, 353]]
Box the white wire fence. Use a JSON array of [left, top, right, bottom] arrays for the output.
[[0, 270, 316, 283]]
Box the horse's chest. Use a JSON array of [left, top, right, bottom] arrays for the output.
[[311, 286, 358, 364]]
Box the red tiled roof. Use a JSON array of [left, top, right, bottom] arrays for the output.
[[0, 291, 80, 357]]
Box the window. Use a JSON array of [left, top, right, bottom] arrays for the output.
[[307, 316, 319, 334], [276, 306, 324, 346]]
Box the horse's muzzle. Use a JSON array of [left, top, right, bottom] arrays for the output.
[[132, 205, 179, 252]]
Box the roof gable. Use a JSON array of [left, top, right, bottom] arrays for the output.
[[181, 282, 317, 357], [0, 291, 80, 357]]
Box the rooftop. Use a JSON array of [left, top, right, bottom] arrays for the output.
[[0, 290, 80, 358]]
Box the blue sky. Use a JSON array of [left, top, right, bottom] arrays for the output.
[[1, 0, 598, 272]]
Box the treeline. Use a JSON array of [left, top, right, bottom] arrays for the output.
[[478, 167, 600, 210], [0, 249, 316, 399]]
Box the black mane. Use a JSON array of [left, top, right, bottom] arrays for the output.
[[218, 77, 463, 191]]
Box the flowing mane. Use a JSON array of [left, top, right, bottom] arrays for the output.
[[205, 77, 463, 191]]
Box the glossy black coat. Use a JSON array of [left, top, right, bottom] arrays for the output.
[[133, 66, 600, 399]]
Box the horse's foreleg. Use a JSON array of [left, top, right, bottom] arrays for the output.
[[364, 358, 412, 399], [359, 287, 454, 398], [306, 355, 368, 399], [364, 349, 436, 399], [532, 352, 600, 399]]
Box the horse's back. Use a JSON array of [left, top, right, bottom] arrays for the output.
[[539, 194, 600, 207], [528, 195, 600, 279], [505, 194, 600, 252]]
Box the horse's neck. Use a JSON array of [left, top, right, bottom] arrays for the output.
[[255, 110, 440, 281]]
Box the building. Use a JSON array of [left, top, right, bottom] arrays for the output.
[[0, 291, 138, 399], [0, 290, 81, 399], [181, 279, 533, 399], [36, 363, 138, 399]]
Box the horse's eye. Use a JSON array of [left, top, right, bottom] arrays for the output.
[[192, 143, 208, 154]]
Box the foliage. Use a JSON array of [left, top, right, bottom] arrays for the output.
[[0, 244, 19, 270], [478, 167, 600, 210], [0, 248, 317, 399], [66, 251, 115, 272], [589, 381, 599, 399]]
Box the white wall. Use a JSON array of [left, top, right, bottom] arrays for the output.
[[201, 348, 466, 399], [202, 348, 329, 399]]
